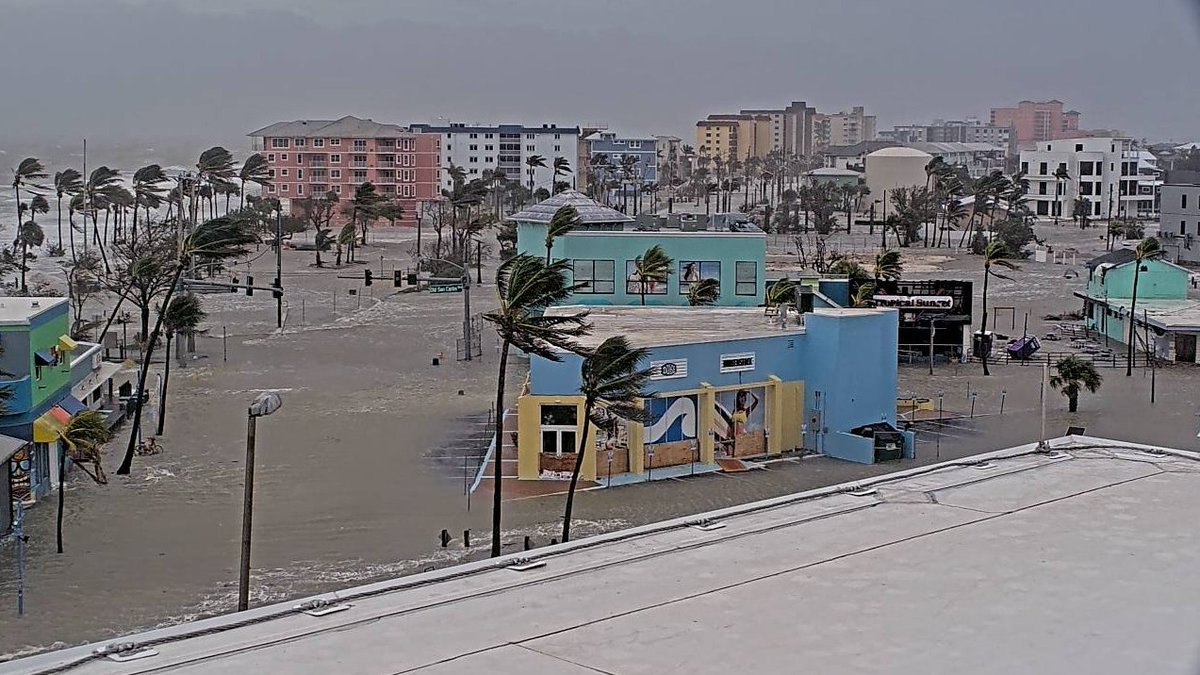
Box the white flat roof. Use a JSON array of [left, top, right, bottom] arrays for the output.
[[1076, 293, 1200, 331], [545, 305, 805, 350], [13, 436, 1200, 675], [0, 297, 66, 325]]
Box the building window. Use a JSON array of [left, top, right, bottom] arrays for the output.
[[280, 169, 289, 177], [540, 404, 578, 457], [1039, 162, 1047, 175], [735, 261, 757, 296], [280, 184, 288, 192], [267, 169, 275, 178], [330, 169, 341, 179], [330, 154, 341, 163], [554, 145, 561, 152], [267, 153, 275, 162], [573, 260, 615, 294], [469, 133, 478, 139], [1080, 161, 1093, 176], [469, 144, 478, 151], [526, 133, 535, 139], [329, 138, 340, 146], [1184, 194, 1189, 209], [526, 145, 535, 152], [469, 157, 478, 163], [1020, 161, 1028, 174], [1038, 182, 1047, 195], [629, 140, 642, 149], [626, 261, 668, 295], [679, 261, 720, 295], [296, 169, 303, 179], [267, 184, 275, 193], [313, 138, 324, 148], [294, 138, 306, 147], [485, 145, 493, 151], [353, 140, 367, 151], [353, 170, 367, 181], [296, 184, 304, 195], [1182, 221, 1187, 236], [333, 185, 341, 193], [280, 153, 288, 161], [271, 138, 289, 148]]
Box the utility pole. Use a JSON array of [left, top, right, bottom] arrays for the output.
[[275, 209, 283, 330], [463, 262, 472, 361]]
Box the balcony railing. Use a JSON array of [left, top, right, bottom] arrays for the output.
[[351, 162, 368, 168]]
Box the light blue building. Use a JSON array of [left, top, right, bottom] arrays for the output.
[[512, 191, 767, 307], [516, 305, 912, 480]]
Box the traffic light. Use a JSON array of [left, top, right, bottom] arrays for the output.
[[364, 269, 373, 286], [393, 270, 403, 287], [245, 275, 254, 296]]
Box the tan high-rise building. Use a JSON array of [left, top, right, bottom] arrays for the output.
[[814, 106, 877, 149], [695, 114, 773, 162], [740, 101, 818, 158], [990, 100, 1083, 147]]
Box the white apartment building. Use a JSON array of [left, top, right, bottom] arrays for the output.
[[409, 122, 580, 193], [1019, 137, 1153, 220], [1160, 179, 1200, 264]]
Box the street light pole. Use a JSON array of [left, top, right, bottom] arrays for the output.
[[238, 392, 282, 612], [463, 264, 472, 362], [275, 209, 283, 330]]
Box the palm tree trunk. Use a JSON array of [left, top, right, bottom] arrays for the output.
[[1068, 392, 1078, 413], [20, 242, 28, 292], [131, 196, 139, 243], [240, 179, 246, 211], [56, 196, 64, 250], [156, 333, 172, 436], [562, 409, 593, 543], [68, 210, 78, 266], [490, 340, 511, 557], [1127, 267, 1140, 376], [118, 266, 184, 475], [56, 439, 66, 553], [980, 269, 990, 376]]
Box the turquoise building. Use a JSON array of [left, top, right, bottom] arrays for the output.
[[1076, 248, 1200, 363], [512, 191, 767, 307]]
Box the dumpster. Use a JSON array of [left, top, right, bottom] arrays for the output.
[[1006, 335, 1041, 360]]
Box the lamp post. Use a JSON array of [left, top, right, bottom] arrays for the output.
[[238, 391, 282, 612]]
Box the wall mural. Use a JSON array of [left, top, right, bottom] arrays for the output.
[[712, 387, 765, 457], [645, 395, 698, 444]]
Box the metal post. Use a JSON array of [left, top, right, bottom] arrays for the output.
[[476, 241, 482, 285], [238, 413, 257, 612], [1039, 362, 1048, 448], [607, 450, 614, 488], [222, 326, 227, 364], [15, 501, 25, 616], [275, 211, 283, 330], [970, 392, 977, 418], [462, 266, 472, 362], [928, 320, 936, 375], [1000, 389, 1006, 415]]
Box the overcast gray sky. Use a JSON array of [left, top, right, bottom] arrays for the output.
[[0, 0, 1197, 149]]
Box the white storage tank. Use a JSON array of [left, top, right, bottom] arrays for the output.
[[865, 147, 934, 204]]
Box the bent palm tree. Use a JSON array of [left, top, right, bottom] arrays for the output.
[[851, 282, 876, 307], [16, 220, 45, 292], [118, 214, 258, 475], [1050, 356, 1103, 413], [552, 157, 571, 194], [314, 228, 333, 267], [632, 244, 673, 305], [11, 157, 48, 240], [130, 164, 169, 241], [56, 410, 113, 553], [157, 293, 206, 435], [686, 277, 720, 306], [54, 169, 83, 252], [544, 204, 579, 264], [1126, 237, 1163, 376], [765, 277, 795, 313], [525, 155, 547, 203], [238, 153, 271, 210], [873, 248, 903, 283], [562, 336, 652, 542], [483, 255, 590, 556], [979, 241, 1019, 376]]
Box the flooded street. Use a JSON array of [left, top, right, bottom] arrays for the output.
[[3, 220, 1199, 659]]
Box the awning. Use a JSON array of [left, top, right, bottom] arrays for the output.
[[57, 395, 88, 416], [57, 335, 79, 352], [34, 350, 56, 367], [34, 412, 66, 443], [0, 433, 27, 463]]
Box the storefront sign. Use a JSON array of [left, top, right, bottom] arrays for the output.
[[719, 352, 756, 373], [873, 295, 954, 309], [649, 359, 688, 380]]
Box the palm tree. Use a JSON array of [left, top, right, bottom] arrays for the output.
[[483, 255, 590, 556], [979, 241, 1019, 376], [1050, 356, 1103, 413], [157, 293, 205, 435], [632, 244, 673, 305], [525, 155, 547, 203], [765, 277, 795, 313], [873, 248, 903, 283], [130, 165, 169, 243], [117, 214, 258, 475], [350, 182, 381, 245], [337, 222, 356, 265], [238, 153, 271, 210], [1126, 236, 1163, 376], [552, 157, 571, 194], [851, 282, 876, 308], [686, 277, 720, 306], [16, 220, 44, 292], [544, 204, 579, 264], [1053, 165, 1071, 224], [53, 169, 83, 252], [196, 146, 237, 223], [11, 157, 48, 239], [313, 228, 333, 267], [56, 410, 113, 552], [562, 336, 652, 542]]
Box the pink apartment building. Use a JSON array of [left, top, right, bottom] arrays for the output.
[[990, 100, 1083, 147], [248, 116, 441, 226]]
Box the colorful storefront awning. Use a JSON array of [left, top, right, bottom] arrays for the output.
[[33, 411, 67, 443], [57, 395, 88, 416], [57, 335, 79, 352]]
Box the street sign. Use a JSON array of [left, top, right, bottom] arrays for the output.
[[431, 284, 464, 294]]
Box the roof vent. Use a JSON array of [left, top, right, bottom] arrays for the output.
[[30, 300, 39, 307]]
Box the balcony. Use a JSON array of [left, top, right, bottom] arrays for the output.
[[351, 162, 369, 169]]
